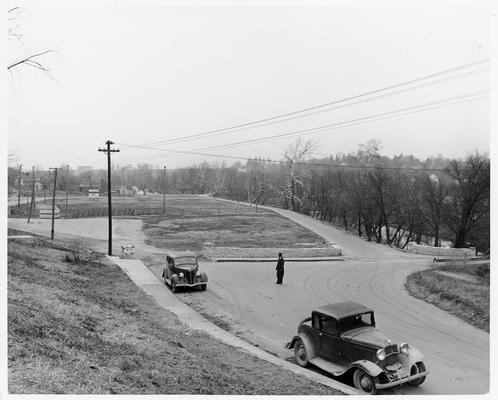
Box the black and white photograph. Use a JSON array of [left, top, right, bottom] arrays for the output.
[[3, 0, 494, 397]]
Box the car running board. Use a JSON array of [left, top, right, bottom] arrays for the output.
[[309, 357, 348, 376]]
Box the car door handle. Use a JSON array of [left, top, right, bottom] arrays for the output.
[[318, 333, 323, 336]]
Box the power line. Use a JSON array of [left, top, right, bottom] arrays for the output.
[[117, 147, 472, 173], [120, 89, 488, 160], [124, 58, 489, 147], [185, 90, 489, 153]]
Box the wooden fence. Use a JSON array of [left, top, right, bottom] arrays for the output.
[[9, 206, 166, 219]]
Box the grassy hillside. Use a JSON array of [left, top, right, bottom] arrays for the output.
[[405, 261, 490, 332], [7, 234, 341, 395]]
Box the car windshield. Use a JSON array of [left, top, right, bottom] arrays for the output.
[[339, 312, 374, 331], [175, 257, 196, 266]]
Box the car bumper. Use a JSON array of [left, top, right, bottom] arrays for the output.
[[375, 370, 429, 390], [175, 282, 206, 288]]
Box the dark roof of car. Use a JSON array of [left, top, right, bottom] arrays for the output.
[[315, 301, 373, 320], [166, 250, 197, 258]]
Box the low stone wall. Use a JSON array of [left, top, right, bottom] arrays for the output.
[[406, 242, 475, 258], [202, 245, 342, 259]]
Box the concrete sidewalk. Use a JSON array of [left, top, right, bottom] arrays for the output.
[[108, 256, 360, 395]]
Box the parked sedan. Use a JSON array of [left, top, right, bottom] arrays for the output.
[[287, 301, 428, 394], [162, 250, 208, 292]]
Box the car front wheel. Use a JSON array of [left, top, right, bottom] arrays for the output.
[[171, 275, 179, 293], [294, 339, 309, 367], [353, 369, 379, 394], [408, 362, 426, 386]]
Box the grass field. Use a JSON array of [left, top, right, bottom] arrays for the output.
[[140, 196, 327, 252], [21, 194, 328, 253], [405, 260, 490, 332], [7, 233, 341, 395]]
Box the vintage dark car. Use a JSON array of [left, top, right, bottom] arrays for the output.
[[287, 301, 428, 394], [161, 250, 208, 293]]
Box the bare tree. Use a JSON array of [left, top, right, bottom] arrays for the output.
[[7, 7, 55, 74], [282, 138, 316, 211], [420, 173, 446, 247], [442, 152, 490, 248]]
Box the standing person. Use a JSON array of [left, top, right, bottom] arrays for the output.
[[276, 252, 285, 284]]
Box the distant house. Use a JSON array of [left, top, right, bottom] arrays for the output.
[[79, 184, 100, 195], [33, 179, 43, 191], [40, 204, 60, 219], [131, 185, 145, 195], [88, 189, 99, 198], [16, 177, 43, 191]]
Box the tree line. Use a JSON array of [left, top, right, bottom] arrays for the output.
[[7, 139, 489, 252]]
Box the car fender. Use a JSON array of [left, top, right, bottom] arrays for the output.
[[350, 359, 384, 378], [399, 346, 424, 369], [287, 334, 316, 359], [171, 274, 179, 283], [200, 272, 208, 282]]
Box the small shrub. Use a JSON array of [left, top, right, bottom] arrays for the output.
[[64, 239, 95, 265]]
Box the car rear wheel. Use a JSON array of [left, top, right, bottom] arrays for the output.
[[353, 369, 378, 394], [408, 362, 426, 386], [294, 339, 309, 367]]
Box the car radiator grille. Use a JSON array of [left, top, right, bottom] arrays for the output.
[[383, 344, 400, 367], [384, 353, 399, 367], [186, 270, 194, 283]]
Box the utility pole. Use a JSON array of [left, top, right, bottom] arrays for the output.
[[98, 140, 120, 255], [65, 165, 69, 217], [162, 165, 166, 213], [49, 167, 58, 240], [17, 163, 22, 207], [122, 168, 125, 199], [28, 167, 36, 223]]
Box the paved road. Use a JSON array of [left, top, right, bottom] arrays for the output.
[[8, 206, 490, 395], [176, 206, 490, 395]]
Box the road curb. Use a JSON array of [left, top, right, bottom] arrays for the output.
[[212, 257, 344, 262], [106, 255, 362, 396]]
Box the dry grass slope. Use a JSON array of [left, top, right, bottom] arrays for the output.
[[8, 236, 341, 395], [405, 261, 489, 332]]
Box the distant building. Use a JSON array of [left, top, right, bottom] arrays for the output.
[[15, 177, 43, 190], [79, 184, 100, 195], [88, 189, 99, 198], [40, 204, 60, 219], [33, 179, 43, 191]]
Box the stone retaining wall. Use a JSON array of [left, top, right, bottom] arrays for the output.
[[202, 245, 342, 259], [406, 242, 475, 258]]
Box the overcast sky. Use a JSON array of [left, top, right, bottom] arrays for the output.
[[7, 1, 492, 170]]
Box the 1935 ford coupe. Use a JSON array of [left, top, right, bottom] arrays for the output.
[[287, 301, 428, 394]]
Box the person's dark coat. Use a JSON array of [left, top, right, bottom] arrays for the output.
[[276, 256, 285, 284]]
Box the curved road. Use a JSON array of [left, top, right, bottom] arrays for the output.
[[8, 205, 489, 395], [177, 206, 489, 395]]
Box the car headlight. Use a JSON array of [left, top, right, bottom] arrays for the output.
[[179, 272, 184, 278], [196, 271, 201, 276], [400, 343, 410, 354], [376, 349, 386, 361]]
